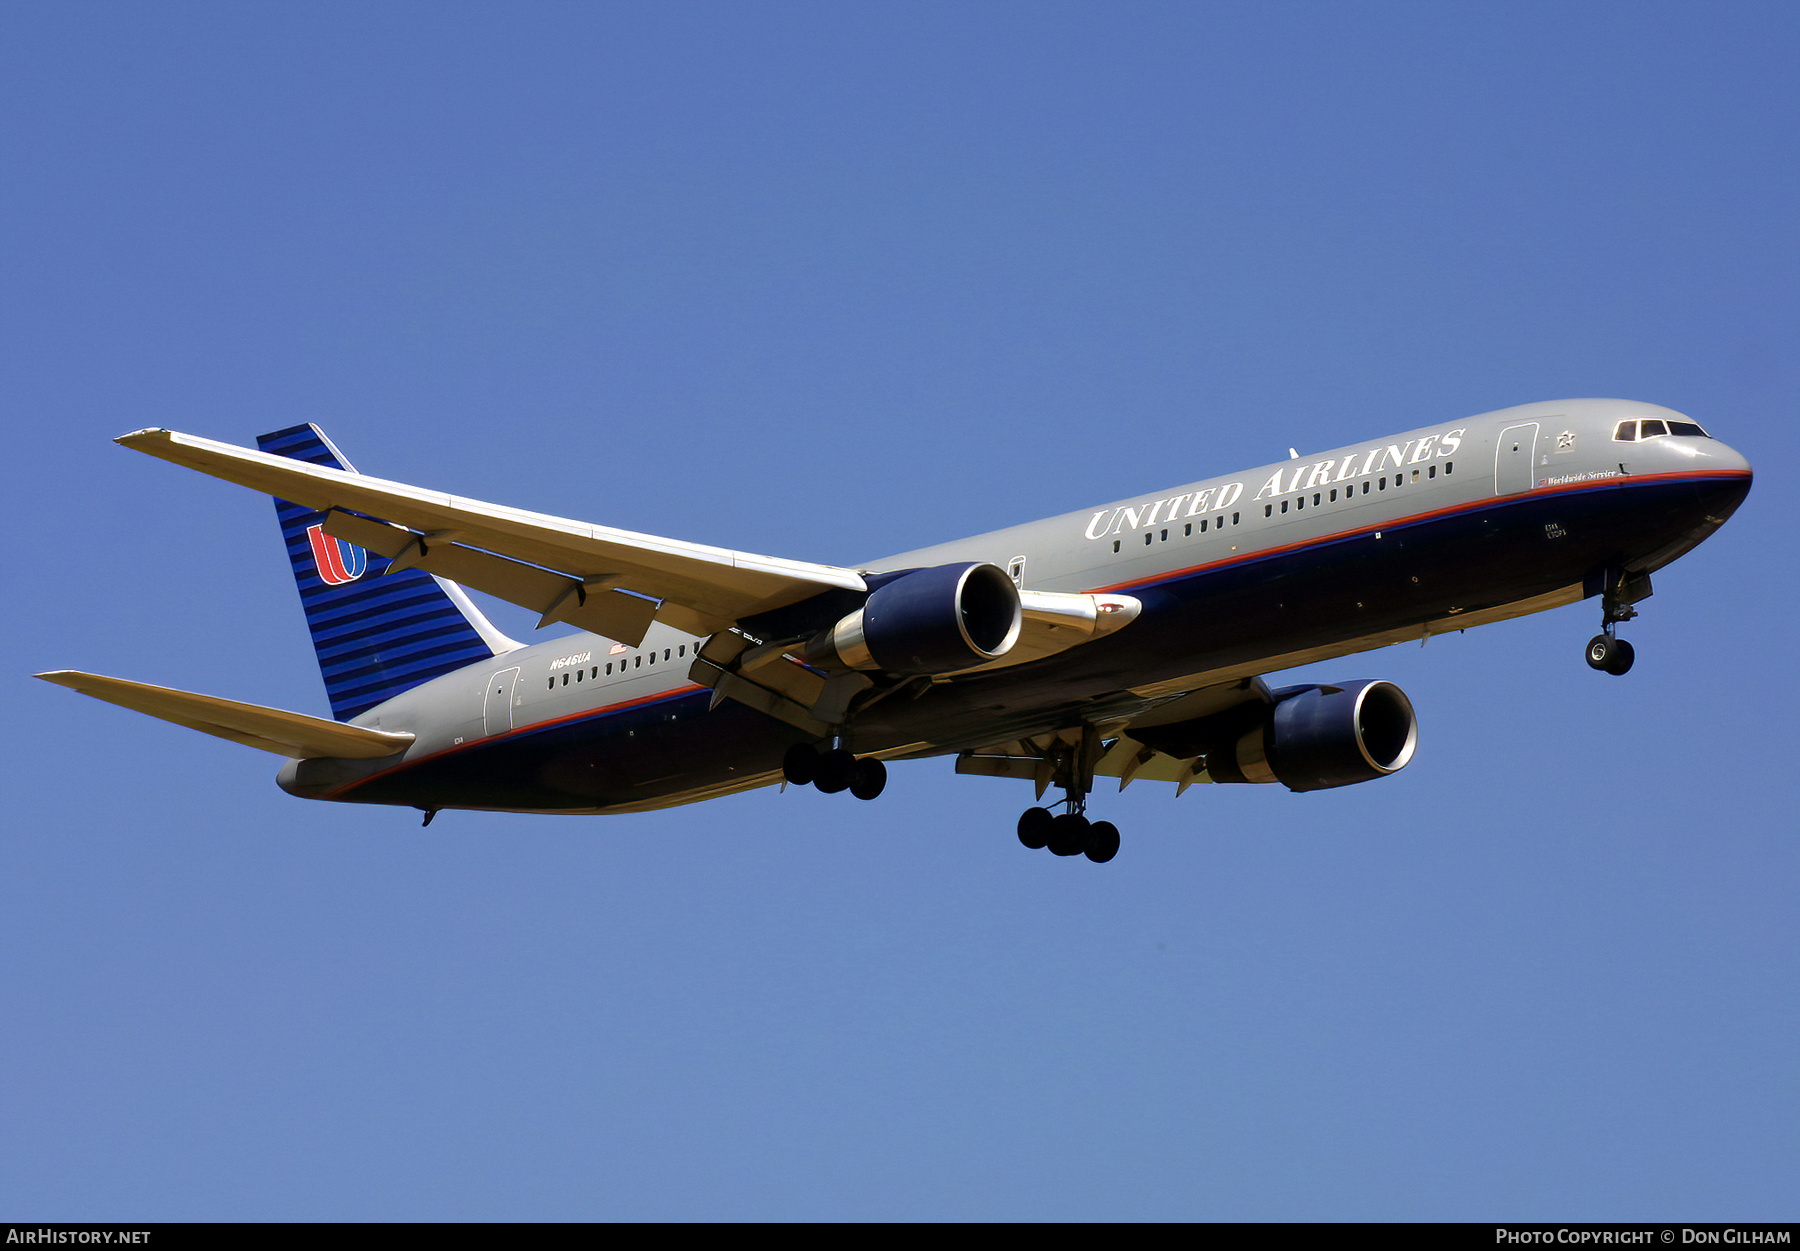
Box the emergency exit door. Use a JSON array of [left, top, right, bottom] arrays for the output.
[[483, 666, 520, 736]]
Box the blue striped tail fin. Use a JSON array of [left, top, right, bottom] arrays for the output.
[[257, 424, 508, 721]]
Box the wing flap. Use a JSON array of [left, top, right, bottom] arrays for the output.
[[36, 671, 415, 759], [956, 729, 1210, 795], [117, 427, 866, 632]]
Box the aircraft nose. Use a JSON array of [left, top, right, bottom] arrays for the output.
[[1699, 437, 1754, 481], [1688, 437, 1754, 523]]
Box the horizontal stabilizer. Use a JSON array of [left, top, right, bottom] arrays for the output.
[[35, 671, 416, 759], [117, 427, 867, 637]]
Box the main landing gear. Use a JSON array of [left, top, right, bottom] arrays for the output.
[[1013, 728, 1120, 863], [783, 742, 887, 800], [1017, 804, 1120, 863], [1584, 568, 1650, 676]]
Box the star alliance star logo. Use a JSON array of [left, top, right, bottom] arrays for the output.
[[1557, 430, 1576, 451]]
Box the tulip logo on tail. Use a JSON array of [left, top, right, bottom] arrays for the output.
[[306, 524, 368, 586]]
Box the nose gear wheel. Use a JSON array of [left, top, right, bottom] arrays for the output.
[[1585, 633, 1635, 675]]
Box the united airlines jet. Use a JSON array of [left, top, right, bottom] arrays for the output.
[[38, 399, 1751, 863]]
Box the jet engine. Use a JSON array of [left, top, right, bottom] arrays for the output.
[[805, 562, 1023, 676], [1134, 678, 1418, 792]]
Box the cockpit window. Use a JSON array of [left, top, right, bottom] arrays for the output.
[[1615, 417, 1711, 441]]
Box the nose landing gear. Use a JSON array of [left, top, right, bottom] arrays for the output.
[[1584, 568, 1651, 676]]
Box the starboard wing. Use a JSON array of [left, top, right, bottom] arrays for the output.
[[117, 427, 867, 642]]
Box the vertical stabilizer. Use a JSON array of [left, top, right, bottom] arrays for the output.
[[257, 424, 518, 721]]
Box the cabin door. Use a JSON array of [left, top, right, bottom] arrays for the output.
[[1494, 422, 1539, 495], [483, 666, 520, 736]]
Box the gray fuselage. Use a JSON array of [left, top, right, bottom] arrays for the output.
[[279, 398, 1752, 814]]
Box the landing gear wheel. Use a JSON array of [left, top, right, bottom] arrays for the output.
[[1586, 634, 1620, 672], [1084, 820, 1120, 863], [849, 757, 887, 801], [1603, 638, 1635, 676], [782, 743, 819, 786], [1047, 813, 1091, 857], [1586, 634, 1636, 675], [813, 748, 855, 794], [1017, 807, 1053, 850]]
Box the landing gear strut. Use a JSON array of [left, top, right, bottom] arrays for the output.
[[783, 741, 887, 800], [1014, 728, 1120, 863]]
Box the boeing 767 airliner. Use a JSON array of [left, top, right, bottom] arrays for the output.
[[38, 398, 1751, 863]]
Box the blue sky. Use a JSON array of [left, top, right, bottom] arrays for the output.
[[3, 1, 1796, 1220]]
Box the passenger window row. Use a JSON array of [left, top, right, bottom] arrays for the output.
[[1114, 511, 1242, 553], [1113, 459, 1460, 553], [1262, 461, 1455, 519], [549, 643, 689, 690]]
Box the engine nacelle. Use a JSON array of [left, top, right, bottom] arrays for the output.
[[1135, 678, 1418, 792], [806, 562, 1022, 675]]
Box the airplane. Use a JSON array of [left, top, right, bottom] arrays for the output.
[[37, 398, 1751, 864]]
